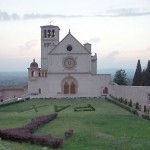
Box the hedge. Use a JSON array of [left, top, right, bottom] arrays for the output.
[[0, 113, 63, 148]]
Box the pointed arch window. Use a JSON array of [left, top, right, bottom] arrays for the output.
[[64, 82, 69, 94], [70, 82, 76, 94]]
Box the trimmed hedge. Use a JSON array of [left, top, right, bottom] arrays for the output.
[[106, 97, 138, 115], [54, 105, 71, 112], [0, 113, 63, 148], [74, 104, 95, 112]]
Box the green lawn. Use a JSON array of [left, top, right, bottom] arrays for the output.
[[0, 98, 150, 150]]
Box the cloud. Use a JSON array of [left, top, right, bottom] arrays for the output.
[[105, 51, 120, 60], [23, 13, 85, 20], [89, 37, 101, 43], [98, 8, 150, 17], [19, 40, 38, 51], [1, 8, 150, 22]]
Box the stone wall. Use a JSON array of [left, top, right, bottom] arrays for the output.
[[0, 85, 28, 101], [110, 85, 150, 110]]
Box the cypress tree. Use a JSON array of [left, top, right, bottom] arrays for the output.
[[132, 59, 142, 86], [141, 69, 146, 86], [145, 60, 150, 86]]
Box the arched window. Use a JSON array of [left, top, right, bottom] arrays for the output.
[[31, 71, 35, 77], [103, 87, 108, 94], [70, 82, 76, 94], [38, 88, 41, 94], [44, 30, 47, 38], [64, 82, 69, 94], [61, 76, 78, 95]]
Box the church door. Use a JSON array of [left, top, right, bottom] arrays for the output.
[[70, 82, 76, 94], [64, 82, 69, 94]]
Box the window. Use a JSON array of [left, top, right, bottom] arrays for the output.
[[70, 82, 76, 94], [31, 71, 35, 77], [44, 30, 47, 38], [64, 82, 69, 94]]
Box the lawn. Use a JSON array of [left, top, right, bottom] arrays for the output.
[[0, 98, 150, 150]]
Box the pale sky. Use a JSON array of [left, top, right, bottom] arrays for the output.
[[0, 0, 150, 71]]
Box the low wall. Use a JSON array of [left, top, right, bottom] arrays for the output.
[[110, 85, 150, 110]]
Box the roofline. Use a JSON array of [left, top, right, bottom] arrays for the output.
[[40, 25, 60, 29], [49, 32, 91, 54]]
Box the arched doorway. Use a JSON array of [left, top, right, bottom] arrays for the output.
[[102, 87, 108, 95], [38, 88, 41, 94], [61, 76, 78, 95], [70, 82, 76, 94], [64, 82, 69, 94]]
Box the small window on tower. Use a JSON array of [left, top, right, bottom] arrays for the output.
[[44, 30, 47, 38], [48, 30, 51, 37], [52, 29, 55, 37]]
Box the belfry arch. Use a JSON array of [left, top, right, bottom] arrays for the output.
[[61, 76, 78, 94]]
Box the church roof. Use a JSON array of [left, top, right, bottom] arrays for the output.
[[49, 31, 91, 54], [30, 59, 38, 68]]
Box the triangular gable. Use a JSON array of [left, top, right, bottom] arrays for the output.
[[49, 32, 90, 54]]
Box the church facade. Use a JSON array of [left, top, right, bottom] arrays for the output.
[[28, 24, 111, 98]]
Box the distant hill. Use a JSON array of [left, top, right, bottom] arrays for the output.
[[0, 72, 27, 87], [0, 69, 135, 87]]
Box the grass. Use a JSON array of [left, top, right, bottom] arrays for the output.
[[0, 98, 150, 150]]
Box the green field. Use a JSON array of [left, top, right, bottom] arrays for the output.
[[0, 98, 150, 150]]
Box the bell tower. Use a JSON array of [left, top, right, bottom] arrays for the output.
[[40, 25, 60, 70]]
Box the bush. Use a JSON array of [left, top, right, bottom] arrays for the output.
[[54, 105, 71, 112], [141, 114, 150, 121], [0, 113, 63, 148], [64, 129, 73, 138], [105, 97, 138, 115], [136, 102, 139, 110], [124, 99, 127, 105], [129, 100, 132, 107], [144, 105, 147, 113], [74, 104, 95, 112]]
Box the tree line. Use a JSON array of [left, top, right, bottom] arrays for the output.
[[113, 60, 150, 86], [132, 60, 150, 86]]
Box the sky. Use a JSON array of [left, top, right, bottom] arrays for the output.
[[0, 0, 150, 71]]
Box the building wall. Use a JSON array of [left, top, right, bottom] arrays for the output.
[[0, 86, 27, 101], [110, 85, 150, 110], [48, 54, 91, 73], [28, 73, 111, 98]]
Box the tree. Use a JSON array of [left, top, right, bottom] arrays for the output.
[[113, 69, 128, 85], [132, 59, 142, 86], [140, 60, 150, 86], [141, 69, 147, 86], [144, 60, 150, 86]]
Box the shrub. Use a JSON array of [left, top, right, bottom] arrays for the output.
[[144, 105, 147, 113], [54, 105, 71, 112], [0, 113, 63, 148], [64, 129, 73, 138], [105, 97, 138, 115], [124, 99, 127, 105], [74, 104, 95, 112], [129, 100, 132, 107], [135, 102, 139, 110]]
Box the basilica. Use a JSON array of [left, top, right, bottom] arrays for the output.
[[28, 24, 111, 98]]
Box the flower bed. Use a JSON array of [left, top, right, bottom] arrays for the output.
[[0, 113, 63, 148]]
